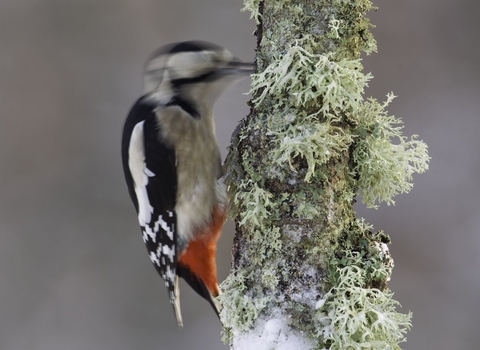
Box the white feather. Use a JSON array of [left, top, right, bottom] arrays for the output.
[[128, 121, 155, 227], [174, 275, 183, 327]]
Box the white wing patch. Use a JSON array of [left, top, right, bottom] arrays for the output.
[[128, 121, 156, 227]]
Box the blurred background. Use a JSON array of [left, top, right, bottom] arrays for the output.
[[0, 0, 478, 349]]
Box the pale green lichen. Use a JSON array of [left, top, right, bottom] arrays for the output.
[[352, 93, 430, 207], [220, 177, 283, 343], [221, 0, 426, 348], [242, 0, 262, 24], [267, 113, 353, 182], [261, 265, 281, 290], [235, 179, 279, 228], [250, 227, 283, 262], [327, 219, 393, 291], [248, 42, 429, 201], [328, 16, 343, 40], [219, 270, 271, 342], [315, 219, 411, 348], [249, 42, 429, 205], [291, 192, 322, 220], [318, 259, 412, 349], [250, 45, 371, 115]]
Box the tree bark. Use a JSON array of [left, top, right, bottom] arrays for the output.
[[219, 1, 428, 349]]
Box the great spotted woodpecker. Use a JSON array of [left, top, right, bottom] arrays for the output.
[[121, 41, 252, 326]]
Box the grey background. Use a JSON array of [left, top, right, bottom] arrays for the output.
[[0, 1, 478, 349]]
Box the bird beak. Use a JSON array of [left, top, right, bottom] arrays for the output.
[[218, 59, 255, 75]]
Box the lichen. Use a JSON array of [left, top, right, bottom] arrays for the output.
[[352, 93, 430, 208], [235, 179, 279, 228], [317, 249, 411, 349], [219, 270, 271, 342], [317, 268, 412, 349], [246, 37, 429, 208], [313, 218, 411, 349], [250, 45, 370, 115], [267, 113, 354, 182], [220, 0, 427, 348], [242, 0, 262, 24]]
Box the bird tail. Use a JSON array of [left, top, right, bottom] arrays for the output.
[[173, 275, 184, 327], [206, 284, 222, 318], [176, 266, 222, 321]]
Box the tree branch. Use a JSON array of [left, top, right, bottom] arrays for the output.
[[219, 1, 429, 348]]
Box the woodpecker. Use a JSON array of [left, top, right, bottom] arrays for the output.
[[121, 41, 252, 327]]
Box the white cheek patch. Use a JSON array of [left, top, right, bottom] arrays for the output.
[[168, 51, 211, 79], [128, 121, 156, 227]]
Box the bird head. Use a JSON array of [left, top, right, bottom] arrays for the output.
[[143, 41, 253, 113]]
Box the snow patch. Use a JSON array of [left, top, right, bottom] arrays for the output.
[[233, 313, 313, 350]]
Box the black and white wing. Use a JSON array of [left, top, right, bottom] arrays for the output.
[[121, 97, 182, 324]]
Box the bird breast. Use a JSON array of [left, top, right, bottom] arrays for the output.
[[156, 106, 226, 245]]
